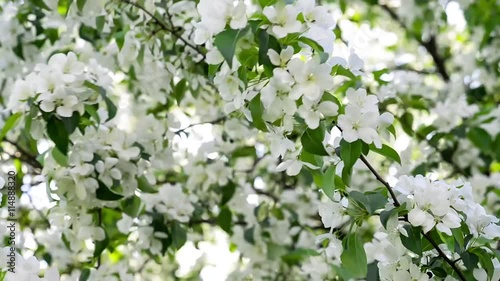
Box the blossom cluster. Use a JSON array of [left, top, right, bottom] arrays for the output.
[[395, 175, 500, 239]]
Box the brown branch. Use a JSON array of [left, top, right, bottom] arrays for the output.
[[174, 116, 227, 135], [118, 0, 206, 60], [2, 138, 42, 171], [379, 5, 450, 81], [357, 144, 466, 281]]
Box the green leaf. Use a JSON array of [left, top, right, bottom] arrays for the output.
[[47, 116, 69, 155], [93, 230, 109, 258], [61, 112, 80, 134], [57, 0, 72, 17], [32, 0, 52, 10], [301, 123, 328, 156], [320, 166, 336, 199], [248, 95, 268, 132], [399, 112, 414, 135], [96, 16, 105, 33], [172, 79, 187, 104], [77, 0, 86, 11], [214, 26, 250, 66], [171, 223, 187, 250], [495, 134, 500, 161], [451, 227, 464, 252], [217, 207, 232, 234], [95, 181, 124, 201], [258, 30, 280, 67], [52, 147, 68, 167], [85, 104, 100, 124], [400, 225, 422, 256], [281, 248, 319, 265], [341, 233, 368, 278], [79, 268, 91, 281], [369, 144, 401, 165], [340, 139, 362, 170], [468, 127, 493, 155], [121, 195, 142, 217], [0, 112, 22, 142], [470, 247, 494, 279], [84, 81, 117, 121], [460, 251, 479, 271], [258, 0, 277, 7], [350, 191, 388, 215], [221, 182, 237, 205], [137, 176, 157, 193], [379, 208, 397, 229], [340, 139, 362, 185]]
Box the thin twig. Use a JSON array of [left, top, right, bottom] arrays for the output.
[[118, 0, 206, 60], [378, 4, 450, 81]]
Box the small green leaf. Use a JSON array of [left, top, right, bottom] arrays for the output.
[[281, 248, 319, 265], [95, 181, 124, 201], [121, 195, 142, 217], [47, 116, 69, 155], [93, 230, 109, 258], [61, 112, 80, 134], [172, 79, 187, 104], [221, 182, 237, 205], [84, 81, 117, 121], [400, 225, 422, 256], [399, 112, 414, 135], [301, 123, 328, 156], [32, 0, 52, 10], [320, 166, 336, 199], [96, 16, 105, 33], [369, 144, 401, 164], [470, 247, 494, 279], [468, 127, 493, 155], [79, 268, 91, 281], [137, 176, 157, 193], [379, 208, 397, 229], [341, 233, 368, 278], [57, 0, 72, 17], [171, 223, 187, 250], [217, 207, 232, 234], [52, 147, 68, 167], [0, 112, 22, 142], [77, 0, 86, 11], [214, 26, 250, 66], [350, 191, 388, 215], [249, 95, 268, 132], [258, 0, 277, 7]]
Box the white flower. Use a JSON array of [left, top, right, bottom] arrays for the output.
[[318, 191, 349, 229], [117, 214, 134, 234], [287, 57, 334, 101], [276, 158, 318, 176], [8, 77, 36, 113], [195, 0, 247, 43], [38, 88, 79, 117], [268, 46, 294, 67], [263, 4, 302, 38], [337, 105, 381, 148], [345, 87, 378, 112], [47, 52, 85, 83], [95, 157, 122, 187], [298, 100, 338, 129]]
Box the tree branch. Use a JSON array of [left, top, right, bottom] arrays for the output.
[[358, 146, 466, 281], [118, 0, 206, 60], [379, 5, 450, 81], [2, 139, 42, 171]]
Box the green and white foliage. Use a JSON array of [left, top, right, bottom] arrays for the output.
[[0, 0, 499, 280]]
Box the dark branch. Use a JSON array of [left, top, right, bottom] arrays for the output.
[[379, 5, 450, 81]]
